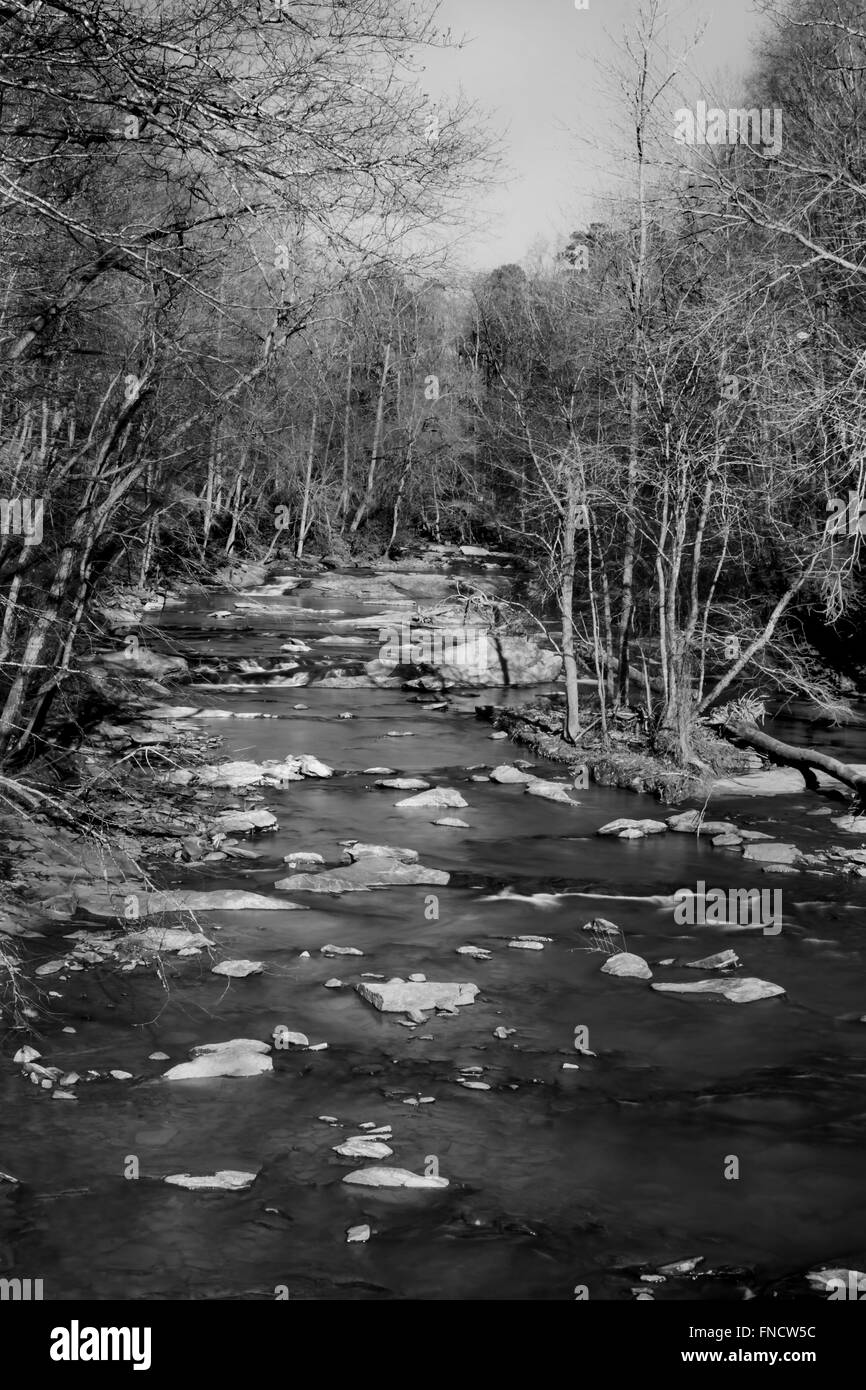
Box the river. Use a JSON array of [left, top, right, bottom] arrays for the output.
[[3, 561, 866, 1300]]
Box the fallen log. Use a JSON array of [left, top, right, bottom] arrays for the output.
[[719, 717, 866, 810]]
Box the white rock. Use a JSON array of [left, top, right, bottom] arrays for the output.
[[742, 842, 801, 864], [651, 977, 785, 1003], [342, 1167, 448, 1189], [110, 1069, 133, 1080], [408, 973, 426, 982], [163, 1038, 272, 1080], [601, 952, 653, 980], [321, 944, 363, 957], [272, 1028, 308, 1047], [282, 852, 324, 867], [356, 979, 478, 1012], [525, 779, 580, 805], [324, 978, 343, 988], [347, 1224, 371, 1243], [433, 818, 470, 827], [211, 959, 263, 978], [149, 1052, 170, 1061], [508, 939, 544, 950], [489, 765, 535, 784], [395, 787, 468, 809], [375, 777, 430, 790], [213, 809, 278, 835], [165, 1170, 257, 1190], [598, 818, 668, 836], [333, 1139, 394, 1159], [143, 889, 302, 913], [13, 1046, 41, 1064], [456, 945, 491, 959], [493, 1026, 516, 1039], [684, 950, 739, 970]]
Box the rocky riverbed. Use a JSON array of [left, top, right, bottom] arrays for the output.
[[2, 550, 866, 1300]]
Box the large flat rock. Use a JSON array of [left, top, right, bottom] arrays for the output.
[[356, 978, 478, 1012], [651, 977, 785, 1003], [276, 856, 448, 893]]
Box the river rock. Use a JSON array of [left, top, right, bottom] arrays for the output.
[[433, 817, 469, 827], [415, 634, 561, 690], [283, 852, 324, 867], [712, 833, 743, 847], [742, 842, 800, 864], [525, 779, 580, 805], [831, 815, 866, 833], [601, 952, 652, 980], [276, 856, 448, 892], [666, 811, 738, 835], [356, 979, 478, 1012], [395, 787, 468, 809], [212, 809, 278, 835], [321, 944, 363, 956], [162, 1038, 272, 1079], [124, 927, 214, 953], [341, 842, 419, 863], [508, 939, 544, 950], [375, 777, 430, 790], [272, 1028, 308, 1046], [684, 950, 740, 970], [342, 1167, 449, 1189], [346, 1224, 371, 1243], [456, 945, 491, 959], [598, 818, 668, 836], [164, 1171, 257, 1190], [651, 977, 785, 1003], [334, 1138, 394, 1160], [97, 649, 190, 681], [489, 765, 536, 784], [211, 959, 263, 978]]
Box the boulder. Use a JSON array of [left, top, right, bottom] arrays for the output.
[[395, 787, 467, 809], [356, 978, 478, 1012], [601, 952, 653, 980]]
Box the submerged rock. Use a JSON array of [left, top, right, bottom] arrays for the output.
[[651, 977, 784, 1003], [356, 978, 478, 1012], [164, 1170, 257, 1190]]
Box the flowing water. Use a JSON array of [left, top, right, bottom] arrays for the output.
[[3, 564, 866, 1300]]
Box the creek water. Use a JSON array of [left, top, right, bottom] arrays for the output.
[[3, 565, 866, 1300]]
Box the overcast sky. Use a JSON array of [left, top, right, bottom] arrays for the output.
[[419, 0, 770, 271]]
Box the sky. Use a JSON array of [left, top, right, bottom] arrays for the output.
[[417, 0, 771, 270]]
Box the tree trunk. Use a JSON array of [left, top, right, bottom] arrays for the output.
[[719, 717, 866, 810], [349, 341, 391, 533]]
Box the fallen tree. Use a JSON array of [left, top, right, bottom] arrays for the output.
[[716, 716, 866, 811]]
